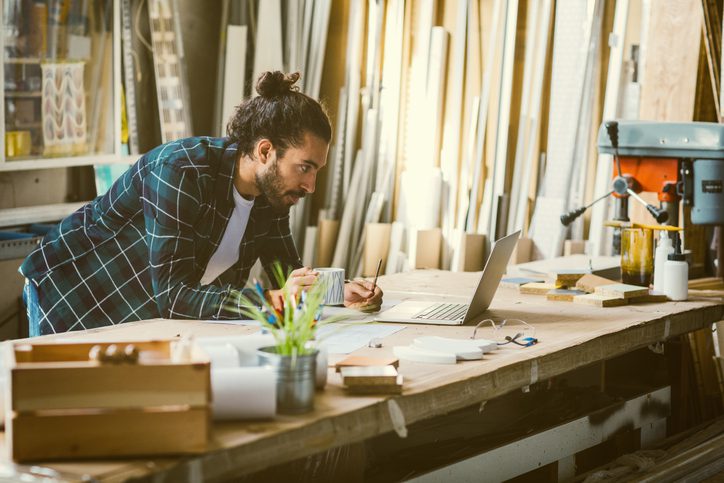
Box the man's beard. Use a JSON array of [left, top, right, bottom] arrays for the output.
[[255, 161, 306, 212]]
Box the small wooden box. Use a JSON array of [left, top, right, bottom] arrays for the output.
[[5, 339, 211, 462]]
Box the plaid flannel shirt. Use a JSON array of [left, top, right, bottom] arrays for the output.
[[20, 137, 302, 335]]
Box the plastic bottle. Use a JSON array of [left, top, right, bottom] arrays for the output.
[[663, 239, 688, 301], [653, 231, 674, 292]]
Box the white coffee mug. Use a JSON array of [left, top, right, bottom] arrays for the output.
[[314, 267, 345, 305]]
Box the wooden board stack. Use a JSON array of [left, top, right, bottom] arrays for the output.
[[340, 365, 403, 395], [508, 270, 669, 307]]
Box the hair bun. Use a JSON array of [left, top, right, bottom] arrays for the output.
[[256, 71, 300, 98]]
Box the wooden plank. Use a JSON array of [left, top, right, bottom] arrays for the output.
[[576, 273, 618, 293], [594, 283, 648, 299], [460, 233, 487, 272], [638, 0, 702, 121], [589, 0, 630, 256], [363, 223, 391, 277], [631, 290, 669, 303], [466, 0, 503, 233], [546, 289, 585, 302], [563, 240, 586, 256], [377, 0, 405, 223], [519, 282, 560, 295], [439, 0, 468, 269], [573, 293, 628, 307], [251, 0, 283, 93], [487, 0, 519, 239], [302, 225, 317, 267], [509, 236, 532, 265], [0, 202, 86, 229], [529, 0, 603, 259], [11, 363, 209, 411], [341, 0, 365, 198], [9, 407, 208, 462], [220, 25, 247, 129], [13, 340, 172, 362], [409, 228, 442, 269], [508, 0, 552, 234], [315, 218, 339, 268]]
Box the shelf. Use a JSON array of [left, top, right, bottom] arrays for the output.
[[6, 122, 41, 129], [0, 154, 138, 172], [0, 202, 87, 229], [4, 91, 41, 98], [4, 58, 42, 65], [0, 236, 42, 261]]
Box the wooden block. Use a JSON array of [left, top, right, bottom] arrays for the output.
[[345, 375, 403, 395], [364, 223, 391, 277], [462, 233, 487, 272], [595, 283, 649, 299], [500, 276, 545, 289], [334, 355, 399, 372], [564, 239, 586, 256], [316, 218, 340, 268], [547, 289, 586, 302], [341, 365, 398, 386], [410, 228, 442, 269], [575, 274, 618, 293], [630, 290, 669, 304], [549, 269, 589, 286], [520, 282, 561, 295], [509, 237, 533, 265], [573, 293, 628, 307]]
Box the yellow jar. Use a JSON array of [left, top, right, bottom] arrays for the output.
[[5, 131, 32, 158], [621, 227, 654, 287]]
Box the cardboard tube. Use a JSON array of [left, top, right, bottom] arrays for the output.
[[211, 367, 276, 420]]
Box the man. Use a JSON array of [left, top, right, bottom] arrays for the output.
[[20, 71, 382, 336]]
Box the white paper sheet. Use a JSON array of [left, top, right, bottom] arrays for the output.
[[317, 323, 405, 354], [201, 319, 261, 327]]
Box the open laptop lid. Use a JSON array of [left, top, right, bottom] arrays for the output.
[[462, 230, 521, 323]]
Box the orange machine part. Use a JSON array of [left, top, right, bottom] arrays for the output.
[[612, 157, 679, 201]]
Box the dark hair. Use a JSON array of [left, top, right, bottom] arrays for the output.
[[226, 71, 332, 157]]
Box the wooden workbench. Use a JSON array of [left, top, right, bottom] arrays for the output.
[[1, 270, 722, 481]]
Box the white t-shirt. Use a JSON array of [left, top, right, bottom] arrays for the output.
[[200, 189, 254, 285]]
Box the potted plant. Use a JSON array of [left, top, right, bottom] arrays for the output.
[[234, 264, 347, 414]]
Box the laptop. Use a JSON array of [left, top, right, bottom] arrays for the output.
[[375, 231, 521, 325]]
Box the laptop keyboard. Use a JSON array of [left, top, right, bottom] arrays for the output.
[[413, 303, 468, 321]]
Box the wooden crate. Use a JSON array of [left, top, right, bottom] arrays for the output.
[[5, 339, 211, 462]]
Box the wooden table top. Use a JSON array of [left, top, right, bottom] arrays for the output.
[[2, 270, 722, 481]]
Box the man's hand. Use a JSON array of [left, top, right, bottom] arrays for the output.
[[266, 266, 318, 311], [344, 279, 383, 312]]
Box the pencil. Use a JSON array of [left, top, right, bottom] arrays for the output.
[[372, 258, 382, 291]]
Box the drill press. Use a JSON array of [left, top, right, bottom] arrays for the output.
[[560, 120, 724, 276]]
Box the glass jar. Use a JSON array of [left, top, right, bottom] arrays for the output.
[[621, 227, 654, 287]]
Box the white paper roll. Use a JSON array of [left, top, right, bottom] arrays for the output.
[[198, 333, 276, 366], [315, 345, 328, 389], [211, 366, 276, 420], [200, 343, 240, 368]]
